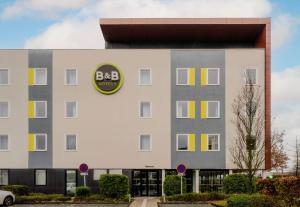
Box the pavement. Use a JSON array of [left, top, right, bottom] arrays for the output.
[[130, 197, 160, 207], [13, 205, 127, 207]]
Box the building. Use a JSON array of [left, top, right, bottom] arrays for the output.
[[0, 18, 271, 196]]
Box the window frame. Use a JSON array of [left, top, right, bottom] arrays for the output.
[[0, 169, 9, 186], [176, 101, 189, 118], [139, 101, 152, 119], [138, 68, 152, 86], [34, 133, 47, 152], [34, 169, 47, 186], [176, 134, 189, 152], [0, 134, 9, 152], [245, 67, 258, 85], [207, 134, 220, 151], [206, 68, 220, 85], [34, 68, 47, 86], [176, 68, 190, 86], [207, 101, 220, 118], [0, 68, 10, 85], [64, 101, 78, 118], [0, 101, 10, 118], [139, 134, 152, 152], [65, 134, 78, 152], [34, 101, 47, 118], [64, 68, 78, 86]]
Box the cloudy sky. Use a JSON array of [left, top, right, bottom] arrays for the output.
[[0, 0, 300, 167]]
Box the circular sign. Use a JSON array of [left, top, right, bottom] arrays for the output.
[[79, 163, 89, 173], [176, 164, 186, 174], [93, 63, 124, 95]]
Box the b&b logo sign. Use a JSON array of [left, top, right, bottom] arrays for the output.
[[93, 64, 124, 95]]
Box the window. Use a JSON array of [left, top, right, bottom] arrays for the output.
[[245, 68, 257, 85], [35, 101, 47, 118], [207, 101, 220, 118], [176, 68, 189, 85], [0, 170, 8, 185], [139, 68, 151, 85], [93, 169, 107, 180], [34, 68, 47, 85], [140, 101, 151, 118], [65, 69, 78, 85], [207, 68, 220, 85], [0, 69, 9, 85], [139, 134, 151, 151], [176, 134, 189, 151], [0, 102, 9, 118], [176, 101, 189, 118], [35, 134, 47, 151], [208, 134, 220, 151], [65, 101, 77, 118], [65, 134, 77, 151], [35, 170, 46, 186], [109, 169, 122, 174], [0, 135, 8, 151]]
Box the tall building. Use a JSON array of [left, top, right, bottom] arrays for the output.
[[0, 18, 271, 196]]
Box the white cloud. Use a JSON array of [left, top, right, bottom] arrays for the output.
[[23, 0, 273, 49], [1, 0, 89, 19]]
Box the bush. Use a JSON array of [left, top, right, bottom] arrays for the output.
[[163, 175, 186, 196], [165, 192, 229, 202], [227, 194, 275, 207], [274, 176, 300, 207], [223, 174, 252, 194], [257, 178, 277, 196], [16, 193, 70, 203], [0, 185, 29, 195], [76, 186, 91, 197], [99, 174, 129, 199]]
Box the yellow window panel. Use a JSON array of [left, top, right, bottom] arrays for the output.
[[201, 134, 208, 152], [28, 134, 35, 152], [201, 101, 207, 119], [188, 68, 196, 86], [201, 68, 207, 86], [189, 134, 196, 152], [188, 101, 195, 119], [28, 68, 35, 86], [28, 101, 35, 118]]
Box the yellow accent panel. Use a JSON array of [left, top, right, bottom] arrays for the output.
[[201, 68, 207, 85], [28, 101, 35, 118], [201, 101, 207, 119], [188, 68, 196, 86], [28, 68, 35, 86], [188, 101, 195, 119], [201, 134, 208, 152], [28, 134, 35, 152], [189, 134, 196, 152]]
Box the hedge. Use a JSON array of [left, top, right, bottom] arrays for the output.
[[274, 176, 300, 207], [165, 192, 229, 202], [257, 178, 277, 196], [16, 193, 70, 203], [227, 194, 276, 207], [0, 185, 29, 196], [163, 175, 186, 196], [99, 174, 129, 199], [76, 186, 91, 197], [223, 174, 252, 194]]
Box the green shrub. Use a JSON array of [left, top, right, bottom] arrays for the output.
[[163, 175, 186, 196], [0, 185, 29, 195], [223, 174, 252, 194], [16, 193, 70, 203], [274, 176, 300, 207], [227, 194, 275, 207], [165, 192, 229, 202], [75, 186, 91, 197], [99, 174, 129, 199]]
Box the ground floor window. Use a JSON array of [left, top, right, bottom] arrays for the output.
[[66, 170, 76, 195], [35, 170, 46, 186], [0, 169, 8, 185], [199, 170, 229, 192]]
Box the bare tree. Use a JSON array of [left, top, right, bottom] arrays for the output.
[[271, 129, 289, 174], [294, 138, 300, 176], [231, 76, 265, 192]]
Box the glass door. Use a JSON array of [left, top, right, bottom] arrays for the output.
[[66, 170, 77, 196], [148, 171, 159, 196]]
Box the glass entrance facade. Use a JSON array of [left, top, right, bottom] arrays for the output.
[[132, 170, 161, 196], [199, 170, 229, 192]]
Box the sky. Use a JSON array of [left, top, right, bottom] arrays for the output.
[[0, 0, 300, 168]]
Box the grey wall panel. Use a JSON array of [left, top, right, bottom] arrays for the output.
[[28, 50, 53, 168], [171, 50, 226, 169]]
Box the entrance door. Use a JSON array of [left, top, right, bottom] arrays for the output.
[[65, 170, 77, 195], [132, 170, 160, 196]]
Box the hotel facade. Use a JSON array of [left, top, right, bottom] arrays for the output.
[[0, 18, 271, 196]]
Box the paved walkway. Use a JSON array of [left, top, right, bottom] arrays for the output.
[[130, 197, 160, 207]]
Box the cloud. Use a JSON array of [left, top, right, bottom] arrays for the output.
[[23, 0, 273, 49], [1, 0, 89, 19]]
